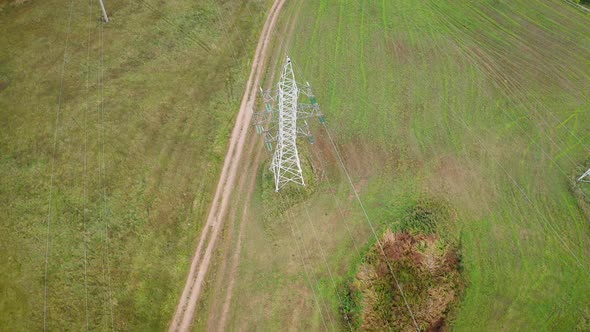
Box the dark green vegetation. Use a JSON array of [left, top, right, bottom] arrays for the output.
[[225, 0, 590, 330], [0, 0, 267, 330]]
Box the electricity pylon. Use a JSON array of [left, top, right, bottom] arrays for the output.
[[578, 168, 590, 182], [99, 0, 109, 23], [253, 57, 324, 192]]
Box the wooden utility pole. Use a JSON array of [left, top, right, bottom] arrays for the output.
[[98, 0, 109, 23]]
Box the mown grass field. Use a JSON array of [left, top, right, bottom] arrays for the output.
[[0, 0, 268, 330], [222, 0, 590, 330]]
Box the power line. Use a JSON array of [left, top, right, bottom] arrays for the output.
[[254, 9, 342, 330], [211, 1, 248, 63], [233, 22, 336, 328], [277, 191, 332, 331], [312, 139, 393, 331], [444, 98, 590, 277], [81, 0, 93, 328], [297, 189, 354, 331], [98, 0, 109, 23], [97, 20, 115, 331], [563, 0, 590, 14], [321, 122, 421, 331], [132, 0, 211, 53], [284, 26, 419, 327], [277, 2, 589, 330], [427, 1, 590, 154], [423, 2, 590, 269], [274, 22, 413, 327], [43, 0, 76, 330]]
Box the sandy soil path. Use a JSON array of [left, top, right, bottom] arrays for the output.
[[168, 1, 286, 331], [213, 2, 305, 329]]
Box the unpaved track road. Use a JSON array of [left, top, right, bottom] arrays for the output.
[[214, 2, 305, 329], [169, 1, 286, 331]]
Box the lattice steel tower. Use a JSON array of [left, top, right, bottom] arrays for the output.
[[253, 57, 324, 192], [578, 168, 590, 182]]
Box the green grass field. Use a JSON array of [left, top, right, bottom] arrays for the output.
[[0, 0, 268, 330], [3, 0, 590, 331], [222, 0, 590, 330]]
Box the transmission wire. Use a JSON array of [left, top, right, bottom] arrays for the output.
[[283, 14, 420, 326], [98, 20, 115, 331], [277, 190, 331, 331], [312, 141, 393, 331], [278, 14, 399, 328], [249, 10, 335, 329], [442, 97, 590, 277], [81, 0, 94, 328], [281, 2, 590, 331], [42, 0, 76, 329], [294, 185, 354, 331], [423, 2, 590, 270], [321, 122, 421, 331]]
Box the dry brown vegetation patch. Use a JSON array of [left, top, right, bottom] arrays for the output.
[[343, 226, 463, 331]]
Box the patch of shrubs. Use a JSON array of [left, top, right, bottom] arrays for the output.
[[341, 197, 463, 331]]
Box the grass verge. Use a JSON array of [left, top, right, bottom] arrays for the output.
[[0, 0, 267, 329]]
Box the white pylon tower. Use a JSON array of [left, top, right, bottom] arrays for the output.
[[578, 168, 590, 182], [253, 57, 324, 192]]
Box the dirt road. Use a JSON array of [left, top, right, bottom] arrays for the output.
[[168, 1, 286, 331], [213, 2, 305, 329]]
